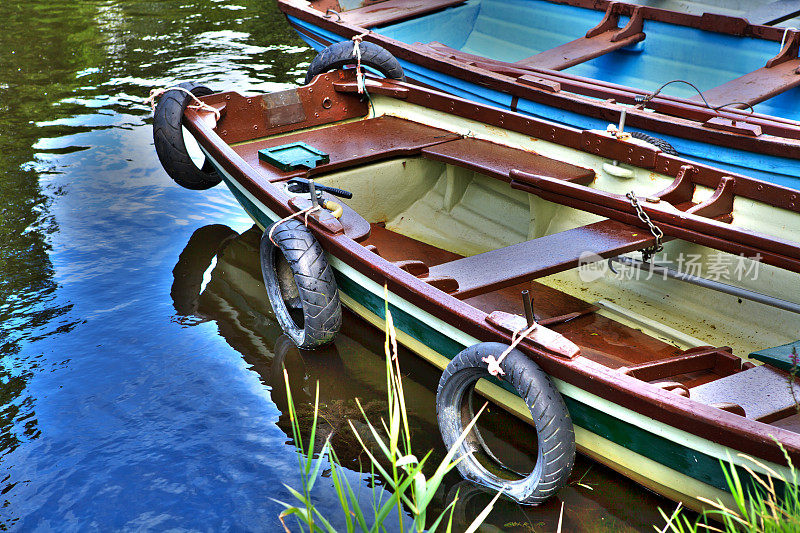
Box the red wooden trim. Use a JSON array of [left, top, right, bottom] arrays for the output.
[[509, 171, 800, 272]]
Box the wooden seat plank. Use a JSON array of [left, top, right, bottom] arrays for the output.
[[421, 137, 595, 184], [691, 59, 800, 108], [514, 31, 645, 71], [340, 0, 465, 28], [690, 365, 798, 421], [232, 116, 459, 182], [428, 219, 656, 299], [745, 0, 800, 26]]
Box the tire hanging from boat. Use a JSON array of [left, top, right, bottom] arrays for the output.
[[436, 342, 575, 505], [629, 131, 678, 156], [153, 81, 222, 190], [260, 219, 342, 349], [305, 41, 405, 84]]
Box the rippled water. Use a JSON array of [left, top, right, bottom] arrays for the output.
[[1, 1, 675, 530]]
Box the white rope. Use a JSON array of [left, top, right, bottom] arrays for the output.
[[482, 321, 539, 377], [781, 27, 798, 51], [146, 86, 221, 120], [351, 32, 370, 94], [268, 206, 321, 245]]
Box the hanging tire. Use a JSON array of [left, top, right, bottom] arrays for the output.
[[305, 41, 405, 85], [630, 131, 679, 156], [153, 81, 222, 190], [260, 219, 341, 349], [436, 342, 575, 505]]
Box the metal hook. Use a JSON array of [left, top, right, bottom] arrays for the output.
[[324, 9, 342, 22]]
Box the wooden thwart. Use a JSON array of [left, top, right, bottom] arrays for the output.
[[420, 137, 595, 184], [428, 219, 656, 299], [690, 365, 800, 421], [691, 30, 800, 108], [514, 6, 645, 71]]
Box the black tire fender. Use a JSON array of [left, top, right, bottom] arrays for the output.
[[153, 82, 222, 190], [260, 219, 342, 349], [436, 342, 576, 505], [630, 131, 679, 156], [305, 41, 405, 85]]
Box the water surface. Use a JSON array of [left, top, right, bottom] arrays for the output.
[[0, 1, 675, 530]]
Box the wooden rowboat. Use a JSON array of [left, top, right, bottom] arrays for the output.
[[153, 71, 800, 511], [278, 0, 800, 190]]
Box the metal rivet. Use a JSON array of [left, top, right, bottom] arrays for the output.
[[225, 94, 231, 100], [322, 97, 332, 109], [758, 184, 764, 190], [221, 130, 227, 136], [314, 112, 319, 117], [792, 194, 797, 200], [309, 88, 313, 93], [253, 125, 258, 130]]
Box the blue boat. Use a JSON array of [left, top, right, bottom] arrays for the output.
[[279, 0, 800, 190]]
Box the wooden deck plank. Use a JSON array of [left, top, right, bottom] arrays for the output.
[[340, 0, 465, 28], [428, 219, 656, 299]]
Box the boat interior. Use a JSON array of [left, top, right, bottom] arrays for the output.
[[311, 0, 800, 118], [217, 88, 800, 432]]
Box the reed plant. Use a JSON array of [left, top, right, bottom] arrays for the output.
[[658, 445, 800, 532], [274, 291, 501, 532]]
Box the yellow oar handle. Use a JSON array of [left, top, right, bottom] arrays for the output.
[[323, 200, 343, 219]]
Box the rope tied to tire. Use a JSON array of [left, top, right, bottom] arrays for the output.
[[146, 86, 221, 120], [351, 32, 370, 94], [482, 321, 538, 377], [267, 205, 322, 245]]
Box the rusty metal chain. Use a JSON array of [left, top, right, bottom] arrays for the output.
[[626, 191, 663, 262]]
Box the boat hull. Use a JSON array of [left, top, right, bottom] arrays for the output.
[[210, 152, 786, 513], [281, 11, 800, 191]]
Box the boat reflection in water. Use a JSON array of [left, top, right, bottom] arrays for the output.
[[170, 224, 675, 531]]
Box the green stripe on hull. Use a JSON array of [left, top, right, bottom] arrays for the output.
[[218, 173, 774, 498]]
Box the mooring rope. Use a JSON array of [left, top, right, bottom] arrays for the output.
[[482, 321, 539, 377], [268, 205, 322, 245], [145, 86, 221, 120], [351, 31, 370, 94]]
